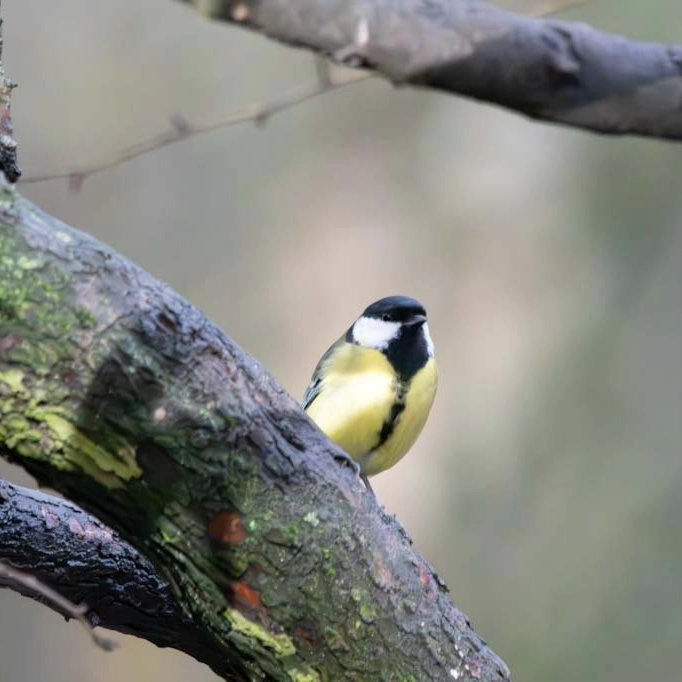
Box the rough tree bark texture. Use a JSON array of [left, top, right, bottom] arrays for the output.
[[0, 479, 228, 673], [0, 183, 510, 681], [182, 0, 682, 141]]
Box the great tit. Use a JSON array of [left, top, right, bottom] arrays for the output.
[[303, 296, 438, 491]]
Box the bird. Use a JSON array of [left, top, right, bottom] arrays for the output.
[[303, 296, 438, 493]]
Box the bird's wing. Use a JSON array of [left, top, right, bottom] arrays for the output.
[[302, 335, 346, 410]]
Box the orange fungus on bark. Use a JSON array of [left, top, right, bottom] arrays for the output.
[[208, 512, 248, 546]]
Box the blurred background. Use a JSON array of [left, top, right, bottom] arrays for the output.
[[1, 0, 681, 680]]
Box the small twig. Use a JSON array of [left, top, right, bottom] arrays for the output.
[[19, 66, 371, 187], [0, 561, 117, 651]]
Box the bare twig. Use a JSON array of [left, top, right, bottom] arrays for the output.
[[19, 66, 371, 187], [0, 561, 117, 651]]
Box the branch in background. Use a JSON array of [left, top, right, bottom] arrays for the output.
[[19, 65, 370, 187], [182, 0, 682, 141], [16, 0, 584, 188], [0, 479, 233, 678], [0, 177, 509, 680]]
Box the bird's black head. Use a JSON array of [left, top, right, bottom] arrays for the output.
[[362, 296, 427, 325], [348, 296, 433, 381]]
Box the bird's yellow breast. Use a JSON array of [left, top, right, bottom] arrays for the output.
[[305, 344, 396, 461], [362, 357, 438, 476], [305, 343, 438, 477]]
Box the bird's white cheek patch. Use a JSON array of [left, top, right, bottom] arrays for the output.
[[352, 316, 400, 349], [422, 323, 435, 356]]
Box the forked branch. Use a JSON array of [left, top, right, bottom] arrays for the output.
[[0, 479, 228, 676]]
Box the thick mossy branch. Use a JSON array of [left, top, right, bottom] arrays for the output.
[[0, 181, 509, 681], [182, 0, 682, 141]]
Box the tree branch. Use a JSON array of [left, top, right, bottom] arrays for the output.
[[0, 559, 117, 652], [0, 179, 509, 680], [17, 1, 581, 187], [0, 479, 234, 676], [182, 0, 682, 141]]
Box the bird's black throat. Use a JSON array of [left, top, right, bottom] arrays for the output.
[[385, 325, 429, 382]]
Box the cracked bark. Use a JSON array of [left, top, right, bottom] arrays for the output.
[[0, 479, 227, 671], [182, 0, 682, 141]]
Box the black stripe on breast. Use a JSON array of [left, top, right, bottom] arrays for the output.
[[375, 381, 409, 450], [377, 401, 405, 449]]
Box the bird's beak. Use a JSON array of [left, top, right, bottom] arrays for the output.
[[404, 314, 427, 328]]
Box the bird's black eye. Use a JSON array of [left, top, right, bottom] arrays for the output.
[[381, 313, 391, 322]]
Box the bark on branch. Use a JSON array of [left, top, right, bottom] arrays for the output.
[[182, 0, 682, 141], [0, 181, 509, 681], [0, 478, 228, 675]]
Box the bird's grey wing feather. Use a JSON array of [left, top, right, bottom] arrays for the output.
[[302, 336, 346, 410]]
